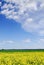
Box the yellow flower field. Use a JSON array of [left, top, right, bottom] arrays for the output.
[[0, 52, 44, 65]]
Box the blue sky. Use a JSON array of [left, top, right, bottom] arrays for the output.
[[0, 0, 44, 49]]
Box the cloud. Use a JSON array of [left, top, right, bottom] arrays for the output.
[[0, 40, 16, 49], [1, 0, 44, 35], [23, 38, 31, 43], [39, 38, 44, 43], [0, 40, 15, 44], [39, 30, 44, 36], [40, 2, 44, 8], [3, 40, 15, 43], [0, 2, 2, 6], [38, 38, 44, 48], [34, 38, 44, 49]]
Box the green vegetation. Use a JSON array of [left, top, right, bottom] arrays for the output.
[[0, 49, 44, 52]]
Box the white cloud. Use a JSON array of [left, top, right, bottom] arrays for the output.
[[23, 39, 31, 43], [32, 38, 44, 49], [0, 2, 1, 6], [39, 30, 44, 36], [40, 2, 44, 8], [0, 40, 16, 49], [3, 40, 15, 43], [1, 0, 44, 35], [39, 39, 44, 43], [22, 18, 39, 32], [37, 38, 44, 48], [0, 40, 15, 44]]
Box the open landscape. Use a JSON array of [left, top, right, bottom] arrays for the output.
[[0, 0, 44, 65], [0, 49, 44, 65]]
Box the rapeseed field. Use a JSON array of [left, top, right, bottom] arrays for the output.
[[0, 52, 44, 65]]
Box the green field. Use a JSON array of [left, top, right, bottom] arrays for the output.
[[0, 49, 44, 52]]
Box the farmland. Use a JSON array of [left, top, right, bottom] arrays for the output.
[[0, 49, 44, 65]]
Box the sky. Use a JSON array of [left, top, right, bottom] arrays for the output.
[[0, 0, 44, 49]]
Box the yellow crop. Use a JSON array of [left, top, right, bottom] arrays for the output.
[[0, 52, 44, 65]]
